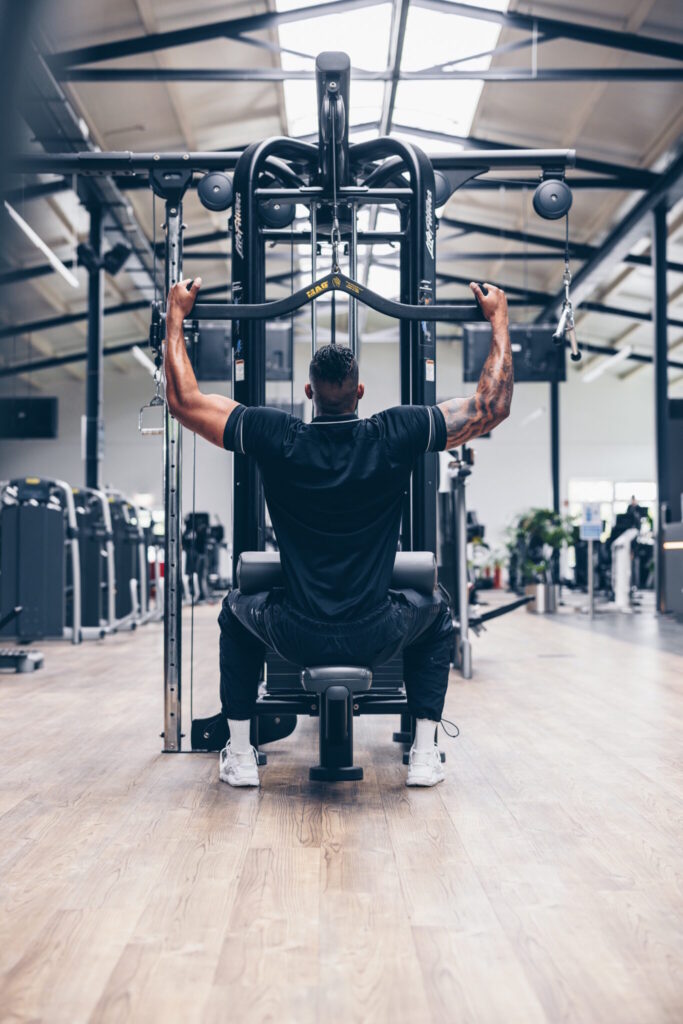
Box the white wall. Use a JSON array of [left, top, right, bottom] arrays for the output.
[[0, 337, 655, 551], [0, 370, 233, 522]]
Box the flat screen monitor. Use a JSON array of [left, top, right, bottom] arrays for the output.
[[0, 397, 58, 438], [463, 324, 566, 383], [196, 323, 231, 381], [196, 323, 293, 382], [266, 323, 293, 381]]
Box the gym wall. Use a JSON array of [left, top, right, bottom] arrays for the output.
[[0, 339, 655, 550]]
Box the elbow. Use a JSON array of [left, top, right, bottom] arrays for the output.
[[166, 388, 186, 424], [493, 398, 511, 425], [165, 388, 179, 419], [167, 384, 199, 427]]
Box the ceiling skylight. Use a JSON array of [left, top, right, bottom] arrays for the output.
[[396, 2, 510, 138], [276, 0, 509, 143], [276, 0, 391, 136]]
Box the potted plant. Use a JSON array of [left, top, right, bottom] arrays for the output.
[[507, 508, 573, 613]]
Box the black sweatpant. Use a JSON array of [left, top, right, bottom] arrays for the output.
[[218, 588, 453, 722]]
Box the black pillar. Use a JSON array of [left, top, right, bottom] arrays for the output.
[[85, 203, 104, 489], [550, 379, 560, 513], [652, 202, 669, 613]]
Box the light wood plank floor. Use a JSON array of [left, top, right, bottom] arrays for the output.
[[0, 601, 681, 1024]]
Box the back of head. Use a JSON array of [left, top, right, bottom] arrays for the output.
[[309, 344, 359, 415]]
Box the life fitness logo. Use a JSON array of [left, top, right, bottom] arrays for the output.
[[425, 188, 434, 260], [234, 192, 244, 259]]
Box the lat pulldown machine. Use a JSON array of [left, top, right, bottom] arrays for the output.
[[12, 51, 576, 753]]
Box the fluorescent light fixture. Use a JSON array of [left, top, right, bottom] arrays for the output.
[[663, 541, 683, 551], [132, 344, 157, 376], [4, 200, 79, 289], [582, 346, 633, 384]]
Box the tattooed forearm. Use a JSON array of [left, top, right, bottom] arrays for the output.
[[437, 283, 513, 449]]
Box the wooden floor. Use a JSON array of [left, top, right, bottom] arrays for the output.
[[0, 601, 681, 1024]]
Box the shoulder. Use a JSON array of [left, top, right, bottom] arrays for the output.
[[224, 406, 300, 455], [375, 405, 445, 454]]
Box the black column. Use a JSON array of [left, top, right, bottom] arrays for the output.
[[399, 217, 411, 550], [231, 144, 267, 578], [652, 202, 669, 614], [85, 203, 104, 489], [550, 379, 560, 513]]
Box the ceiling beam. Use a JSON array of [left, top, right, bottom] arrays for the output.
[[0, 270, 304, 339], [439, 216, 683, 274], [47, 0, 388, 69], [0, 338, 146, 377], [55, 66, 683, 83], [436, 270, 683, 329], [412, 0, 683, 62], [380, 0, 411, 136], [0, 283, 224, 340], [22, 44, 161, 302], [2, 178, 71, 203]]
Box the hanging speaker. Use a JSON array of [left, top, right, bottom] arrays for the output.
[[197, 172, 233, 212], [533, 178, 573, 220]]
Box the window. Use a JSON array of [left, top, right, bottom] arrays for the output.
[[567, 479, 656, 537]]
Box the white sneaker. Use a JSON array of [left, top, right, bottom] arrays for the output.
[[406, 744, 445, 787], [219, 743, 260, 787]]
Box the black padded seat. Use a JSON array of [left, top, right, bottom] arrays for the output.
[[302, 666, 372, 693], [238, 549, 438, 782], [237, 549, 436, 596]]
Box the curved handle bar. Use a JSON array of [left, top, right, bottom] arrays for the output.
[[190, 271, 485, 323]]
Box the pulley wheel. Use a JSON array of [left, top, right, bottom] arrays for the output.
[[532, 178, 573, 220], [197, 172, 233, 212], [258, 198, 296, 228]]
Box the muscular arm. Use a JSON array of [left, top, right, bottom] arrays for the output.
[[438, 282, 513, 448], [164, 277, 239, 448]]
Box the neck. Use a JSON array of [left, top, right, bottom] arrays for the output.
[[314, 406, 356, 418]]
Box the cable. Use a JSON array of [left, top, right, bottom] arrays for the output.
[[152, 191, 158, 306], [440, 717, 460, 739]]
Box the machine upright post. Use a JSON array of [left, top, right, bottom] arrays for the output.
[[398, 221, 411, 551], [349, 204, 358, 355], [550, 379, 560, 514], [311, 203, 317, 355], [163, 201, 184, 751], [408, 149, 438, 556], [85, 202, 104, 490], [455, 468, 472, 679], [652, 202, 669, 615]]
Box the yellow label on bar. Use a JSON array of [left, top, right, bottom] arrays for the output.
[[306, 280, 329, 299]]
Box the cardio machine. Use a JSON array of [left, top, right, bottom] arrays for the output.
[[0, 477, 82, 644]]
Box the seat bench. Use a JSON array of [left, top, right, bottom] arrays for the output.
[[236, 550, 437, 781]]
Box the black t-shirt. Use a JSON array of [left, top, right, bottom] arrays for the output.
[[224, 405, 447, 621]]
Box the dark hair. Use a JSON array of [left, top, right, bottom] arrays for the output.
[[309, 344, 358, 389]]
